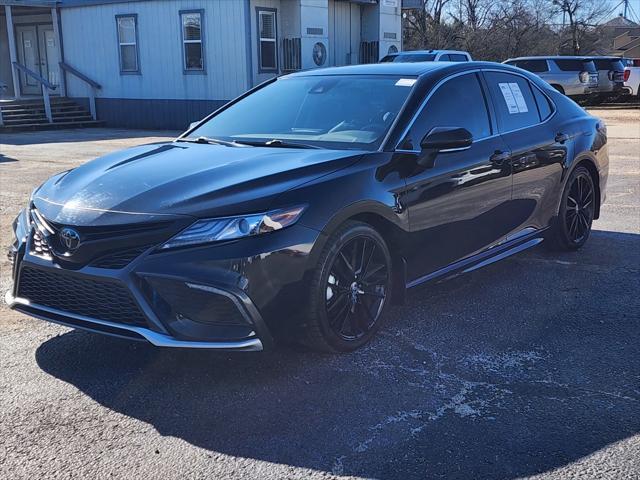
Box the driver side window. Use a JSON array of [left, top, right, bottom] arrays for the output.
[[400, 73, 492, 151]]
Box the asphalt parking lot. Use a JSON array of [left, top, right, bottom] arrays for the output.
[[0, 108, 639, 480]]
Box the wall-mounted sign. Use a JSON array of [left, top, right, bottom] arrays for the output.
[[382, 0, 399, 7]]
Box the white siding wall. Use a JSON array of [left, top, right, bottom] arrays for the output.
[[60, 0, 249, 101]]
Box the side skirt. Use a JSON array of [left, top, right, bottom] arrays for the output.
[[406, 229, 546, 290]]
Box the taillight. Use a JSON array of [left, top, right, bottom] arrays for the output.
[[579, 71, 589, 83], [624, 69, 631, 82]]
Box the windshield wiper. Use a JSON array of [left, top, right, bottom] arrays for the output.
[[177, 136, 247, 147], [233, 139, 322, 149]]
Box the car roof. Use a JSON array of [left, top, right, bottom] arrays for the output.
[[505, 56, 594, 62], [286, 61, 502, 78]]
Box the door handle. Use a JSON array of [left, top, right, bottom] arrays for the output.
[[490, 150, 511, 165], [555, 132, 570, 144]]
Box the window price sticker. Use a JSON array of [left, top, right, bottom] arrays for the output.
[[498, 82, 528, 114], [509, 83, 529, 112]]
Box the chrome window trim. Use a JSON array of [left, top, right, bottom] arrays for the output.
[[391, 67, 559, 152]]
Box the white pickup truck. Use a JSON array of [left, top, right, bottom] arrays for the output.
[[623, 58, 640, 98]]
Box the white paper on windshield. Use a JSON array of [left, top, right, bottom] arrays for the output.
[[509, 82, 529, 113], [498, 83, 519, 114], [396, 78, 417, 87]]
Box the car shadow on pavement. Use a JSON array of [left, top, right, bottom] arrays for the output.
[[35, 229, 640, 479]]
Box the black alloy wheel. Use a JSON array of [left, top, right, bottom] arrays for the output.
[[547, 165, 596, 250], [302, 221, 392, 352], [565, 170, 595, 244], [325, 236, 389, 341]]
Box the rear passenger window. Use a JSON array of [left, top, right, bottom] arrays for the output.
[[484, 72, 540, 132], [438, 54, 451, 61], [515, 60, 548, 73], [532, 85, 553, 121], [402, 73, 491, 149]]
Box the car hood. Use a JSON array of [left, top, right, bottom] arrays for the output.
[[33, 141, 364, 225]]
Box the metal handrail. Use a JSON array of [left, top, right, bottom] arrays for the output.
[[59, 62, 101, 120], [12, 61, 57, 90], [59, 62, 102, 89], [11, 61, 57, 123]]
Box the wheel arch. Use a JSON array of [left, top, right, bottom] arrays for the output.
[[331, 209, 409, 306]]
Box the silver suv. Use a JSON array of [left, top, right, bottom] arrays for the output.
[[588, 56, 626, 101], [503, 56, 598, 98]]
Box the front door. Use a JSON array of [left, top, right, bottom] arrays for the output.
[[15, 24, 59, 95], [397, 72, 514, 280]]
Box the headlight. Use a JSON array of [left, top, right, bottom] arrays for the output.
[[160, 205, 306, 250]]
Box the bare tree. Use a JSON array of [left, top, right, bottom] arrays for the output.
[[551, 0, 610, 54], [403, 0, 454, 50]]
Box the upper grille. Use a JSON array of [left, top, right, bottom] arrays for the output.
[[90, 244, 153, 269], [17, 266, 147, 327], [31, 230, 53, 258]]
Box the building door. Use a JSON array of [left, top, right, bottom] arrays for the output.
[[15, 24, 59, 96], [329, 0, 361, 66]]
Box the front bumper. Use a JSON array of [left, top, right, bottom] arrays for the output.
[[6, 209, 321, 350], [5, 290, 264, 350]]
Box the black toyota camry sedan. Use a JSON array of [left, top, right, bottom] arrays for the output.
[[6, 62, 608, 352]]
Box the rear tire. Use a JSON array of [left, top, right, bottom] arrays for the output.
[[300, 221, 392, 353], [546, 166, 596, 251]]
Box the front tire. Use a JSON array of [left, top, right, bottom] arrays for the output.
[[547, 166, 596, 250], [301, 221, 392, 353]]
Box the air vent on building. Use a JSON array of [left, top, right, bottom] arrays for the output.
[[306, 27, 324, 36], [383, 32, 397, 40]]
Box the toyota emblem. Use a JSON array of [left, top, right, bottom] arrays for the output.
[[59, 227, 81, 253]]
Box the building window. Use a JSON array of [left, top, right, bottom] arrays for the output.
[[257, 8, 277, 72], [181, 10, 204, 72], [116, 15, 139, 73]]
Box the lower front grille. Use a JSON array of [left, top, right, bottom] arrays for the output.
[[17, 266, 147, 327]]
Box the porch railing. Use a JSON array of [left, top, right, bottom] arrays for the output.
[[12, 61, 57, 123], [0, 81, 7, 126], [59, 62, 102, 120]]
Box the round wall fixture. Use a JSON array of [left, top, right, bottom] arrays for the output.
[[313, 42, 327, 66], [388, 45, 398, 55]]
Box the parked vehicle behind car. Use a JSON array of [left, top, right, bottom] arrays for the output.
[[380, 49, 472, 63], [622, 58, 640, 98], [6, 62, 608, 353], [587, 56, 627, 103], [503, 56, 598, 100]]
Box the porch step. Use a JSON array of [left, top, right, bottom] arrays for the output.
[[0, 97, 103, 131]]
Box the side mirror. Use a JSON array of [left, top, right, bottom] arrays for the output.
[[420, 127, 473, 151]]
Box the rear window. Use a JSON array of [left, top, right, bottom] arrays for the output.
[[555, 59, 597, 72], [593, 59, 625, 71], [514, 60, 549, 73], [449, 54, 469, 62], [485, 71, 541, 133], [387, 53, 436, 63]]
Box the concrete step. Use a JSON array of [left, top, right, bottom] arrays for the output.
[[1, 97, 99, 131]]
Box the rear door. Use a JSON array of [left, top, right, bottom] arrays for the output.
[[398, 72, 514, 279], [482, 70, 567, 238]]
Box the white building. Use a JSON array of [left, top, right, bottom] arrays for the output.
[[0, 0, 401, 129]]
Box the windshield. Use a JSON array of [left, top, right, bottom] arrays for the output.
[[381, 53, 436, 63], [187, 75, 415, 150]]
